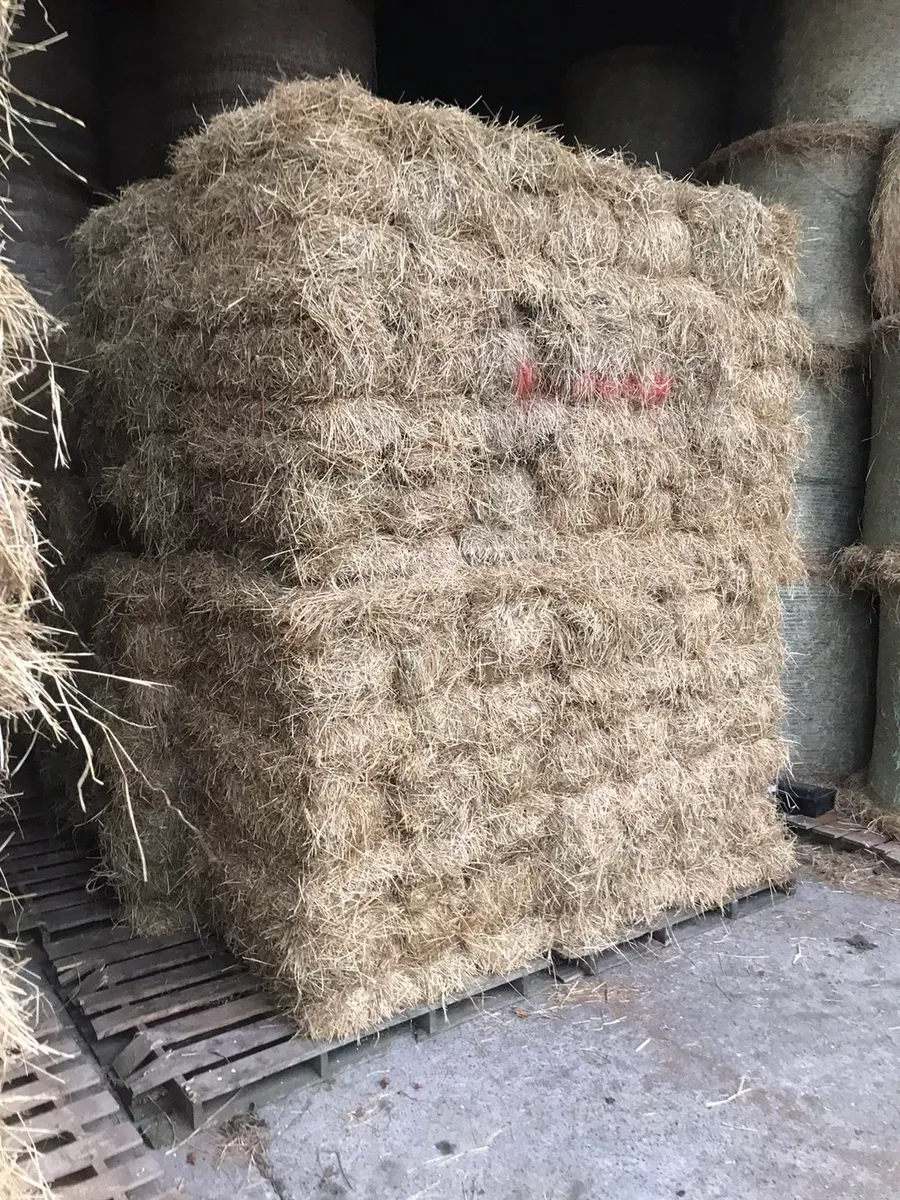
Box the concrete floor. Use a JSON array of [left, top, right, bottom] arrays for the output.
[[156, 865, 900, 1200]]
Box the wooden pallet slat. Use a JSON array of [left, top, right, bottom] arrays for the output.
[[110, 993, 279, 1083], [92, 973, 260, 1040], [58, 1153, 163, 1200], [183, 1035, 327, 1106], [126, 1017, 296, 1096], [35, 1120, 144, 1184], [54, 930, 198, 978], [7, 1089, 120, 1142], [18, 885, 107, 918], [9, 872, 96, 901], [0, 1062, 102, 1118], [77, 955, 242, 1017], [1, 860, 98, 890], [15, 900, 113, 937], [76, 939, 211, 991], [45, 924, 133, 965]]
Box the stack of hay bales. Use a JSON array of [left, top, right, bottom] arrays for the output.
[[74, 77, 806, 1040], [841, 134, 900, 811], [564, 45, 731, 178], [704, 117, 883, 780]]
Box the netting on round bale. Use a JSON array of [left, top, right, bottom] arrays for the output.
[[563, 45, 731, 179], [736, 0, 900, 133], [780, 569, 877, 780], [791, 345, 870, 553], [702, 124, 885, 347], [864, 321, 900, 550], [73, 77, 806, 1040], [155, 0, 375, 150]]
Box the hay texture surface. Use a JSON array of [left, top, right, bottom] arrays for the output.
[[76, 78, 804, 1040]]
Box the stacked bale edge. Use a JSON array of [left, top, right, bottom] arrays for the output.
[[702, 123, 882, 780], [74, 77, 806, 1040]]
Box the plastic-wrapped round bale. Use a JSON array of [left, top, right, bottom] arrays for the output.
[[737, 0, 900, 133], [155, 0, 375, 150], [791, 347, 869, 554], [703, 123, 883, 347], [780, 576, 876, 779]]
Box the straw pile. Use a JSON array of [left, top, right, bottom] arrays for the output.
[[75, 77, 806, 1040]]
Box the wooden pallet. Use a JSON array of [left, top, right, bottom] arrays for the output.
[[1, 807, 793, 1135], [786, 809, 900, 870], [0, 967, 172, 1199]]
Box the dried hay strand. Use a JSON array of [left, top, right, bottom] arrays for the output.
[[871, 130, 900, 318], [839, 544, 900, 594], [73, 79, 805, 1039]]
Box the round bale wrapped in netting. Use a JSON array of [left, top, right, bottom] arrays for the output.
[[74, 77, 806, 1040]]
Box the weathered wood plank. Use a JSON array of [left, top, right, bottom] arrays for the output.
[[127, 1017, 295, 1096], [184, 1036, 322, 1104], [53, 930, 197, 976], [31, 1120, 143, 1183], [7, 1089, 119, 1141], [110, 994, 278, 1081], [0, 1062, 101, 1118], [78, 956, 241, 1016], [92, 974, 259, 1039], [57, 1153, 163, 1200], [75, 939, 210, 991], [15, 901, 113, 935]]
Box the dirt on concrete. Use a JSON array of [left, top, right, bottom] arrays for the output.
[[156, 874, 900, 1200]]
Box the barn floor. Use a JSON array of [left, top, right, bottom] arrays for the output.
[[154, 847, 900, 1200]]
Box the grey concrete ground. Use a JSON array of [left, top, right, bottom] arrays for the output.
[[157, 861, 900, 1200]]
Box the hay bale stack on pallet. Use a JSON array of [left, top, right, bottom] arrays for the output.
[[563, 45, 731, 178], [74, 77, 805, 1041], [703, 122, 883, 781], [841, 130, 900, 812]]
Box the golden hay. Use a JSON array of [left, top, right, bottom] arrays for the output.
[[73, 77, 807, 584], [75, 77, 804, 1040]]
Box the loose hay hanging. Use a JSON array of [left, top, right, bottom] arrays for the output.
[[75, 77, 805, 1040]]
